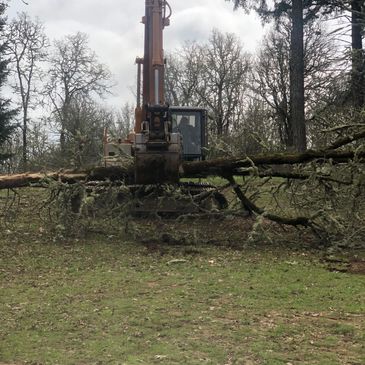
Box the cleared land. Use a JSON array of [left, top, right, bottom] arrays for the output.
[[0, 190, 364, 365]]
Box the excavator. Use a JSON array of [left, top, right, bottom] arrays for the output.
[[103, 0, 226, 213], [104, 0, 207, 181]]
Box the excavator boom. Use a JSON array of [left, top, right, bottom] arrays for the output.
[[134, 0, 181, 184], [142, 0, 170, 107]]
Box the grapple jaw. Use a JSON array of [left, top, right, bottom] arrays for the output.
[[134, 131, 181, 185], [133, 103, 182, 185]]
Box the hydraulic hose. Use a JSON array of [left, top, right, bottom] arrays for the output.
[[164, 1, 172, 20]]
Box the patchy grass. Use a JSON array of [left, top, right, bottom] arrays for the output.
[[0, 188, 364, 365]]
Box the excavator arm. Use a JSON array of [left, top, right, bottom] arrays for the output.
[[142, 0, 170, 108], [133, 0, 181, 184]]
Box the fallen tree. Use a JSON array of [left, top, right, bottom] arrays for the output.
[[0, 148, 364, 189], [182, 149, 365, 178], [0, 171, 87, 189], [0, 165, 132, 190], [0, 129, 364, 247]]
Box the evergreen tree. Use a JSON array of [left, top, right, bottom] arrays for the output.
[[230, 0, 365, 109], [0, 2, 17, 162]]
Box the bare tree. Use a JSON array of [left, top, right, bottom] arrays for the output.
[[42, 98, 119, 169], [165, 42, 202, 106], [108, 102, 135, 140], [45, 32, 112, 157], [62, 99, 109, 168], [166, 29, 249, 136], [252, 20, 339, 148], [253, 27, 291, 147], [5, 12, 48, 170], [197, 29, 250, 135], [231, 99, 280, 155]]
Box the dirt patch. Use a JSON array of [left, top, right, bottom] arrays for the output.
[[348, 259, 365, 275], [136, 215, 257, 249], [324, 253, 365, 275]]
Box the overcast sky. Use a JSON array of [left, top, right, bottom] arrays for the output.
[[6, 0, 265, 108]]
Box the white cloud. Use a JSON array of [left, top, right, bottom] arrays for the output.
[[7, 0, 264, 107]]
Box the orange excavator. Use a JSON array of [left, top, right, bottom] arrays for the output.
[[103, 0, 228, 214], [104, 0, 208, 185]]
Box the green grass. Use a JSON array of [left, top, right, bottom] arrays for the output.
[[1, 235, 364, 365], [0, 188, 364, 364]]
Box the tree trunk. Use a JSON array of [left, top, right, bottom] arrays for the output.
[[289, 0, 307, 152], [216, 115, 224, 136], [351, 0, 364, 108], [182, 149, 365, 178], [22, 114, 27, 171], [60, 101, 70, 154], [60, 129, 66, 154]]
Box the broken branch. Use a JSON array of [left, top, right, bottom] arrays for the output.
[[225, 175, 312, 228]]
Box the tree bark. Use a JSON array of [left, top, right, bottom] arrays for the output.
[[290, 0, 307, 152], [22, 116, 27, 170], [351, 0, 364, 108], [0, 171, 87, 190], [182, 149, 365, 178]]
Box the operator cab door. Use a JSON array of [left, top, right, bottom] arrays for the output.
[[170, 108, 207, 161]]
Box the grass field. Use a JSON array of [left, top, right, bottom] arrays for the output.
[[0, 189, 364, 365]]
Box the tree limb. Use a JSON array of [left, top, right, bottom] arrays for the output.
[[325, 128, 365, 150], [183, 149, 365, 178], [225, 175, 311, 227]]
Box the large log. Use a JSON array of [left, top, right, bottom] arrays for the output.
[[0, 149, 363, 190], [0, 171, 87, 190], [182, 149, 365, 178]]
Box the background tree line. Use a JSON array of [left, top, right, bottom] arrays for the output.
[[0, 0, 364, 173], [0, 4, 130, 173]]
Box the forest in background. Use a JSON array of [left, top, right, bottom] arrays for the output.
[[0, 0, 364, 171]]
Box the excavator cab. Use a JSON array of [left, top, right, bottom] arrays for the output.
[[170, 107, 207, 161], [134, 105, 208, 184]]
